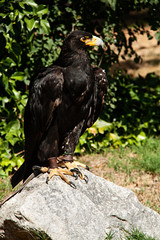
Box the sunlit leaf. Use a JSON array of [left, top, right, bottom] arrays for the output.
[[36, 5, 48, 15], [11, 72, 25, 81], [16, 157, 24, 168], [22, 0, 38, 7], [155, 31, 160, 42], [96, 119, 112, 134], [40, 19, 50, 34], [24, 17, 36, 31], [109, 133, 119, 141], [100, 0, 117, 10], [137, 132, 146, 141]]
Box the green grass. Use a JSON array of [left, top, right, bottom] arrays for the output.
[[0, 176, 13, 202], [105, 228, 157, 240], [30, 229, 52, 240], [132, 137, 160, 173], [107, 137, 160, 174]]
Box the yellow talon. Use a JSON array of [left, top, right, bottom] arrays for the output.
[[32, 159, 89, 188]]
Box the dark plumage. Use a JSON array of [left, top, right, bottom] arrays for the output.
[[11, 30, 107, 188]]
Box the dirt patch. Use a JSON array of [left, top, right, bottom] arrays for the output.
[[78, 154, 160, 214], [110, 27, 160, 77]]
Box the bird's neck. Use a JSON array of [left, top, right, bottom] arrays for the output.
[[56, 49, 90, 68]]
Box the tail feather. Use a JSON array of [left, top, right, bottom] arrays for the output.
[[11, 163, 25, 188]]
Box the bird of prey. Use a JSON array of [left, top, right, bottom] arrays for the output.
[[11, 30, 107, 189]]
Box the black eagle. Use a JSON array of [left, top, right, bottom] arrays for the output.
[[11, 30, 107, 188]]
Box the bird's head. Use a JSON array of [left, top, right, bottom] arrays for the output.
[[63, 30, 104, 51]]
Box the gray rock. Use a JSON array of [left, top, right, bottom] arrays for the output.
[[0, 169, 160, 240]]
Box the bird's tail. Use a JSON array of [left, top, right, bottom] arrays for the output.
[[10, 163, 25, 188]]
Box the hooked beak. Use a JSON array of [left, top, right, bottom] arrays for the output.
[[81, 35, 104, 49]]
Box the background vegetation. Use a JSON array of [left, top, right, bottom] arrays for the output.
[[105, 228, 157, 240], [0, 0, 160, 176]]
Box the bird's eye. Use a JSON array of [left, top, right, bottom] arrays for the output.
[[80, 36, 90, 42]]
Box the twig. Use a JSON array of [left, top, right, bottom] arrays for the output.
[[15, 150, 25, 156]]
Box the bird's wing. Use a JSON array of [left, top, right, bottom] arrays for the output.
[[86, 67, 107, 128], [11, 66, 64, 187], [25, 66, 64, 161]]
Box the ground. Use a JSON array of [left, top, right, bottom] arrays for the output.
[[79, 153, 160, 214], [110, 27, 160, 77]]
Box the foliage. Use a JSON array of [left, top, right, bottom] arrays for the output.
[[76, 73, 160, 153], [125, 228, 156, 240], [30, 229, 52, 240], [0, 176, 12, 201], [0, 0, 160, 175], [105, 228, 156, 240], [131, 137, 160, 173], [104, 136, 160, 174], [105, 230, 114, 239]]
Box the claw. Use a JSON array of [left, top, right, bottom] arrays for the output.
[[84, 175, 89, 184], [70, 168, 81, 175], [86, 165, 90, 171], [71, 168, 84, 179], [46, 176, 49, 184], [72, 172, 78, 180], [36, 158, 89, 188], [32, 165, 41, 171], [32, 165, 49, 173], [69, 181, 76, 189]]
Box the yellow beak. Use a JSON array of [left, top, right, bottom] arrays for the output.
[[81, 36, 104, 48]]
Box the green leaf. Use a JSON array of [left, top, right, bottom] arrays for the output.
[[36, 5, 48, 15], [12, 88, 21, 100], [16, 157, 24, 168], [75, 144, 82, 153], [2, 57, 16, 67], [100, 0, 117, 10], [0, 96, 9, 108], [11, 72, 25, 81], [22, 0, 38, 7], [40, 19, 50, 34], [96, 119, 112, 134], [79, 132, 87, 145], [109, 133, 119, 141], [2, 74, 9, 90], [24, 17, 36, 31], [4, 120, 21, 146], [5, 120, 20, 133], [155, 31, 160, 42], [137, 132, 146, 141], [12, 42, 22, 56]]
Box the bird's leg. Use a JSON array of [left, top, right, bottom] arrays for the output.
[[32, 153, 89, 187], [57, 122, 89, 182], [47, 157, 76, 186], [33, 157, 76, 188], [57, 154, 89, 183]]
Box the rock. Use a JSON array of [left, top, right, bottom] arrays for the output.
[[0, 169, 160, 240]]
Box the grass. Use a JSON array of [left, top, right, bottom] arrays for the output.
[[30, 229, 52, 240], [79, 137, 160, 214], [0, 176, 14, 202], [105, 228, 157, 240], [0, 175, 21, 204], [105, 137, 160, 174], [132, 137, 160, 173], [27, 228, 159, 240]]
